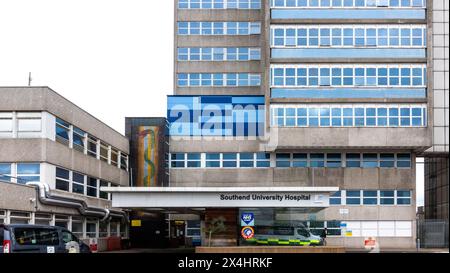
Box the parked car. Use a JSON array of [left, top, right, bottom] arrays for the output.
[[0, 224, 91, 253]]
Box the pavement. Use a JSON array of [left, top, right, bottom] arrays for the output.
[[103, 247, 449, 254]]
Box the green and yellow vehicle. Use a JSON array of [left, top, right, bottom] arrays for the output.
[[244, 225, 323, 246]]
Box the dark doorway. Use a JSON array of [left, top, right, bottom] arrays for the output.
[[129, 212, 168, 248], [169, 220, 186, 247]]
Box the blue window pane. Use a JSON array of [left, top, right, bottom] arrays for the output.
[[309, 118, 319, 127], [397, 198, 411, 205], [400, 108, 410, 117], [297, 108, 307, 116], [187, 153, 201, 160], [56, 167, 70, 179], [355, 108, 365, 116], [397, 190, 411, 197], [343, 108, 353, 116], [346, 198, 360, 205], [309, 108, 319, 116], [17, 163, 40, 175], [330, 198, 341, 205], [378, 118, 387, 126], [332, 118, 342, 126], [378, 108, 387, 116], [297, 118, 307, 126]]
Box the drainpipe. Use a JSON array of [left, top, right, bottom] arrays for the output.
[[26, 182, 126, 222]]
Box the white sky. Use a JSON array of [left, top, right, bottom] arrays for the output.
[[0, 0, 424, 208], [0, 0, 174, 134]]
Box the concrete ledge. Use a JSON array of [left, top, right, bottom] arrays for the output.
[[195, 246, 345, 253]]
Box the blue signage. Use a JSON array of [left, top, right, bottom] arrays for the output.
[[241, 213, 255, 227]]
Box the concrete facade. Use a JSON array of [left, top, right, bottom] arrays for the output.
[[0, 87, 130, 249], [164, 0, 431, 249]]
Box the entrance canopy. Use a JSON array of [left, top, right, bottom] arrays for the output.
[[102, 187, 339, 210]]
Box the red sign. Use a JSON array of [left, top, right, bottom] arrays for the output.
[[364, 238, 376, 247], [241, 226, 255, 240]]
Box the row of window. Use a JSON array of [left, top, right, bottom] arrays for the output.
[[178, 0, 261, 9], [177, 73, 261, 87], [177, 22, 261, 35], [271, 25, 426, 48], [55, 118, 128, 171], [0, 163, 40, 184], [330, 190, 412, 205], [171, 152, 270, 168], [177, 47, 261, 61], [169, 152, 411, 168], [0, 211, 127, 239], [274, 153, 411, 168], [55, 167, 113, 200], [270, 0, 426, 8], [0, 112, 43, 136], [271, 105, 426, 127], [271, 65, 427, 87]]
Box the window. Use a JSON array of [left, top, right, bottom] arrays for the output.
[[330, 191, 341, 205], [271, 104, 426, 128], [111, 148, 119, 167], [270, 25, 426, 49], [178, 21, 260, 35], [14, 228, 59, 246], [9, 211, 31, 224], [0, 115, 13, 132], [34, 213, 52, 226], [71, 217, 84, 238], [17, 163, 40, 184], [326, 153, 341, 168], [310, 153, 325, 168], [72, 126, 86, 152], [99, 180, 109, 200], [271, 65, 426, 88], [346, 190, 361, 205], [223, 153, 237, 168], [397, 153, 411, 168], [120, 154, 128, 171], [100, 142, 109, 163], [363, 190, 378, 205], [239, 153, 254, 168], [61, 230, 76, 244], [331, 108, 342, 127], [54, 215, 70, 229], [99, 222, 108, 238], [206, 153, 221, 167], [171, 153, 186, 168], [17, 116, 41, 132], [292, 153, 308, 167], [56, 118, 70, 145], [380, 153, 395, 167], [87, 136, 98, 158], [397, 190, 411, 205], [380, 190, 395, 205], [86, 219, 97, 238], [276, 153, 291, 168], [56, 167, 70, 191], [187, 153, 201, 168], [256, 153, 270, 167], [87, 177, 98, 198], [362, 153, 378, 168], [309, 221, 325, 236], [72, 172, 85, 195], [366, 108, 376, 126], [326, 221, 342, 236], [0, 163, 11, 182], [110, 222, 119, 237], [346, 153, 361, 167]]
